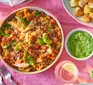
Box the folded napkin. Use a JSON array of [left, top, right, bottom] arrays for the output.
[[9, 0, 26, 6], [0, 0, 32, 6]]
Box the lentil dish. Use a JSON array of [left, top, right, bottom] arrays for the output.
[[0, 8, 62, 72]]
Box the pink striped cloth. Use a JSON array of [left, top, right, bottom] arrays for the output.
[[0, 0, 93, 85]]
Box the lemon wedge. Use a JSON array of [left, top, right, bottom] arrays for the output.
[[62, 62, 78, 75]]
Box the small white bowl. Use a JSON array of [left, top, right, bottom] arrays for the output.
[[62, 0, 93, 28], [65, 28, 93, 60]]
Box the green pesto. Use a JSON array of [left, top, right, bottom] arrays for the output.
[[67, 31, 93, 59]]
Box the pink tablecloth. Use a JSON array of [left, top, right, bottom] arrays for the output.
[[0, 0, 93, 85]]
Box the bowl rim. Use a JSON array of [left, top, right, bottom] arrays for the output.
[[0, 6, 64, 74], [61, 0, 93, 28], [65, 28, 93, 61]]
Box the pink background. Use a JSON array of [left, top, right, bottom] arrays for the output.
[[0, 0, 93, 85]]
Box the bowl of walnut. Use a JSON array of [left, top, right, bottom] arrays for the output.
[[62, 0, 93, 28]]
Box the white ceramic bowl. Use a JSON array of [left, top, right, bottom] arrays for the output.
[[62, 0, 93, 28], [65, 28, 93, 60], [0, 6, 64, 74]]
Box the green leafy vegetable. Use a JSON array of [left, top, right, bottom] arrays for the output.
[[15, 16, 27, 27], [35, 11, 41, 17], [23, 50, 36, 66], [23, 18, 30, 25], [23, 50, 29, 63], [0, 30, 9, 37], [37, 33, 52, 46], [6, 40, 16, 50], [6, 44, 12, 50], [28, 55, 36, 66], [43, 33, 52, 45], [2, 23, 11, 29], [37, 38, 45, 45]]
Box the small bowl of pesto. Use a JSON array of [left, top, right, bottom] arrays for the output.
[[66, 29, 93, 60]]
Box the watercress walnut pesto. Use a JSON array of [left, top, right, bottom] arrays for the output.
[[67, 31, 93, 59], [66, 29, 93, 60], [0, 8, 62, 72]]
